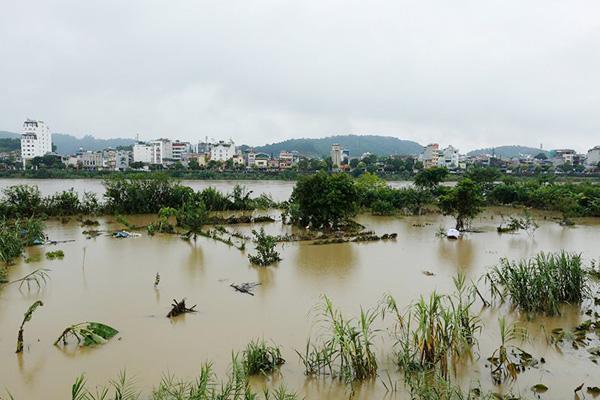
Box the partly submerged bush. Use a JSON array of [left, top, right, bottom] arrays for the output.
[[241, 339, 285, 375], [0, 218, 45, 265], [248, 228, 281, 266], [486, 251, 587, 315]]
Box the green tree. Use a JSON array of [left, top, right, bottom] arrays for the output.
[[413, 167, 448, 189], [534, 152, 548, 160], [176, 199, 207, 241], [288, 172, 358, 229], [248, 228, 281, 266], [438, 178, 484, 230]]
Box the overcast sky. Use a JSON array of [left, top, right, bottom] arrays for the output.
[[1, 1, 599, 152]]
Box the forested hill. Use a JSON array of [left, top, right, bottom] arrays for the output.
[[0, 131, 136, 154], [254, 135, 424, 157], [467, 145, 548, 158]]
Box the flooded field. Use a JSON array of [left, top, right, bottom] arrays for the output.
[[1, 201, 599, 398]]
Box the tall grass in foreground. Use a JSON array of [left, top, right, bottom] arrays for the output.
[[71, 357, 298, 400], [297, 295, 378, 383], [384, 274, 481, 379], [486, 251, 587, 315], [404, 371, 523, 400]]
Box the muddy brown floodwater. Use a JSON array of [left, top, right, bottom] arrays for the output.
[[1, 205, 600, 398]]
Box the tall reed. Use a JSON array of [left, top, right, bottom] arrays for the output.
[[384, 274, 481, 379], [297, 295, 379, 383], [486, 251, 587, 315]]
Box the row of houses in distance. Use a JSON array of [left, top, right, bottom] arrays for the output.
[[11, 119, 600, 172], [418, 143, 600, 172]]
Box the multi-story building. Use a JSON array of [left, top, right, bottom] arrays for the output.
[[133, 143, 153, 163], [103, 149, 130, 171], [420, 143, 440, 169], [171, 141, 191, 161], [254, 153, 269, 169], [586, 146, 600, 168], [79, 151, 104, 169], [20, 119, 52, 166], [210, 140, 235, 162], [245, 150, 256, 168], [552, 149, 576, 165], [183, 152, 208, 168], [278, 151, 294, 169], [330, 144, 342, 168], [150, 139, 173, 164], [437, 145, 460, 169], [232, 154, 245, 167]]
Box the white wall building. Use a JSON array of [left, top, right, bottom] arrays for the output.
[[133, 143, 153, 163], [150, 139, 173, 164], [586, 146, 600, 168], [330, 144, 342, 168], [20, 119, 52, 166], [437, 145, 460, 169], [171, 141, 191, 161], [420, 143, 440, 169], [210, 140, 235, 162]]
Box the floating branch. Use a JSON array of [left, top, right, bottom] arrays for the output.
[[166, 298, 196, 318], [230, 282, 261, 296], [54, 322, 119, 348]]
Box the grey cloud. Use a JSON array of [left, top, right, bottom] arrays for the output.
[[1, 0, 599, 152]]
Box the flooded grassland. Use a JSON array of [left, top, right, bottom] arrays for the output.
[[1, 208, 599, 398]]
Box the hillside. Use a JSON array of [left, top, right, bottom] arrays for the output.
[[254, 135, 423, 157], [0, 131, 136, 154], [51, 133, 136, 154], [467, 145, 548, 158]]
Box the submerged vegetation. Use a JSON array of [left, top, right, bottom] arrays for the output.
[[297, 295, 379, 383], [241, 339, 285, 375], [16, 300, 44, 353], [385, 274, 481, 379], [70, 358, 299, 400], [0, 218, 45, 265], [54, 322, 119, 348], [486, 251, 587, 315], [248, 228, 281, 266]]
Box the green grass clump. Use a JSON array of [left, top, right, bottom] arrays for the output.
[[486, 251, 587, 315], [46, 250, 64, 260], [384, 274, 481, 379], [71, 357, 298, 400], [242, 339, 285, 375], [297, 295, 378, 383]]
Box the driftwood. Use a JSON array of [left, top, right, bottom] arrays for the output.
[[230, 282, 261, 296], [166, 298, 197, 318]]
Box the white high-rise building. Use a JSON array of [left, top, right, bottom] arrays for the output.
[[21, 119, 52, 166], [330, 144, 342, 168]]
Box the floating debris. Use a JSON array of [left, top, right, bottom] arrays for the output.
[[230, 282, 261, 296], [154, 272, 160, 287], [112, 231, 141, 239], [166, 298, 197, 318], [422, 270, 435, 276]]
